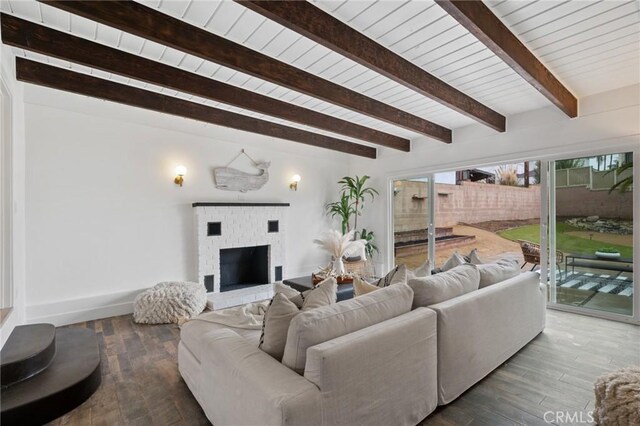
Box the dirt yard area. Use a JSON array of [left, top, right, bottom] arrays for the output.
[[469, 218, 540, 233], [396, 224, 524, 269]]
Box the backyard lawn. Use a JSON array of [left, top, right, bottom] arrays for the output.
[[498, 223, 633, 258]]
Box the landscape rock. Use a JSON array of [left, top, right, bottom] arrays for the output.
[[566, 217, 632, 235]]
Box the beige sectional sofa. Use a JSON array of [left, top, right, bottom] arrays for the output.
[[429, 271, 546, 404], [178, 270, 545, 426]]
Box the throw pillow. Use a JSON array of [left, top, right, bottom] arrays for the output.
[[440, 251, 466, 271], [407, 263, 480, 308], [477, 258, 521, 288], [372, 264, 407, 287], [258, 293, 300, 361], [273, 282, 305, 308], [467, 248, 484, 265], [408, 259, 431, 278], [353, 276, 380, 297], [259, 278, 337, 360], [302, 277, 338, 310]]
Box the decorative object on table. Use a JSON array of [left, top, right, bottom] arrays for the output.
[[325, 175, 379, 275], [593, 366, 640, 426], [133, 281, 206, 324], [312, 272, 354, 285], [289, 174, 301, 191], [313, 229, 366, 282], [213, 149, 269, 192], [174, 165, 187, 187], [595, 247, 622, 259]]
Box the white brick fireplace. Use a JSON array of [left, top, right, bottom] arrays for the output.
[[193, 202, 288, 309]]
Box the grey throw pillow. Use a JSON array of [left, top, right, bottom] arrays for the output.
[[259, 278, 337, 360], [372, 264, 407, 287], [407, 263, 480, 308], [441, 252, 466, 271], [408, 259, 431, 278], [467, 249, 484, 265], [477, 258, 521, 288]]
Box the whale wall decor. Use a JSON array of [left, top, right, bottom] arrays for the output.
[[213, 151, 270, 193]]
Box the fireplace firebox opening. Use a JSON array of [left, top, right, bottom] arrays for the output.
[[219, 245, 269, 292]]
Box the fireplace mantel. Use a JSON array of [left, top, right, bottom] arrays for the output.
[[192, 202, 290, 207]]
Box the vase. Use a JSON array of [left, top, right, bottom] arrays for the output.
[[332, 257, 346, 276]]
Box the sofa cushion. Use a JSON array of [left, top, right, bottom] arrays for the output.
[[282, 283, 414, 374], [407, 263, 480, 308], [259, 278, 337, 360], [180, 319, 261, 362], [477, 258, 521, 288]]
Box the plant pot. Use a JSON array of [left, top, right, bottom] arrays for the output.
[[595, 251, 621, 259]]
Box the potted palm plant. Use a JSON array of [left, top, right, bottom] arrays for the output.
[[324, 176, 379, 277]]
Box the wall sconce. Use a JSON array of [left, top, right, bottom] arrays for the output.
[[290, 174, 301, 191], [174, 165, 187, 187]]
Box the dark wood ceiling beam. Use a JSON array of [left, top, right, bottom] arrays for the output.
[[435, 0, 578, 118], [1, 14, 408, 152], [15, 59, 376, 158], [236, 0, 506, 133], [39, 0, 451, 143]]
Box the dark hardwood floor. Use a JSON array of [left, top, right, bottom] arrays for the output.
[[48, 310, 639, 426]]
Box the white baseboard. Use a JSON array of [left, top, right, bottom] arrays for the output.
[[25, 289, 142, 327], [24, 264, 322, 327]]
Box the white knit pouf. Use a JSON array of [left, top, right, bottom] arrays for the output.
[[133, 281, 207, 324], [594, 366, 640, 426]]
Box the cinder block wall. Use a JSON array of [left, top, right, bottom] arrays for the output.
[[556, 186, 633, 219], [394, 181, 541, 231]]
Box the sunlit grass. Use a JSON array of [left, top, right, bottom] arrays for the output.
[[498, 223, 633, 259]]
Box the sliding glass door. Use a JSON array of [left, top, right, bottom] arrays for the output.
[[546, 152, 635, 318], [392, 177, 435, 271]]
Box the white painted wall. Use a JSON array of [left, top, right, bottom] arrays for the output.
[[14, 76, 640, 328], [0, 47, 27, 346], [23, 86, 353, 325], [349, 84, 640, 273]]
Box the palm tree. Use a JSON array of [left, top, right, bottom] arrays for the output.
[[555, 158, 585, 170], [607, 161, 633, 193]]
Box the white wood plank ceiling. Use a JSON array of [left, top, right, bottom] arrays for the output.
[[2, 0, 639, 146]]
